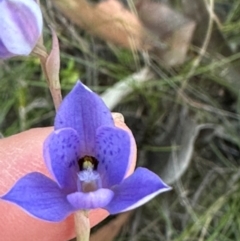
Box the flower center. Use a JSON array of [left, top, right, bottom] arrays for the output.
[[77, 156, 101, 192], [78, 156, 99, 171]]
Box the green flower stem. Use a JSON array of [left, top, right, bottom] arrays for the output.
[[74, 210, 90, 241]]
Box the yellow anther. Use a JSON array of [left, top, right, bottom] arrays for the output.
[[83, 157, 94, 170]]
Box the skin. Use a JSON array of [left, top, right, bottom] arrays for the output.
[[0, 117, 137, 241]]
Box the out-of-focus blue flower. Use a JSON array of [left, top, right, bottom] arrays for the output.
[[0, 0, 43, 59], [1, 81, 171, 222]]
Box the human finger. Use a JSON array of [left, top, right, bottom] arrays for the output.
[[0, 116, 136, 241]]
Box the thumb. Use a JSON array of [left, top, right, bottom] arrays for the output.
[[0, 117, 136, 241]]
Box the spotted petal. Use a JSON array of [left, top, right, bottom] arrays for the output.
[[0, 0, 43, 58], [55, 81, 114, 155], [1, 172, 74, 222], [43, 127, 81, 192], [95, 126, 131, 188], [105, 167, 171, 214], [67, 188, 114, 210]]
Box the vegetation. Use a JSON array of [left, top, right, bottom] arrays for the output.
[[1, 0, 240, 240]]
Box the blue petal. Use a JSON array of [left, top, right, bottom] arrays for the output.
[[1, 172, 74, 222], [55, 81, 114, 155], [67, 188, 114, 210], [95, 126, 131, 187], [0, 0, 43, 57], [43, 128, 81, 192], [104, 167, 171, 214], [0, 39, 15, 59]]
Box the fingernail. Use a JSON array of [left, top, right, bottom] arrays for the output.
[[111, 112, 125, 122]]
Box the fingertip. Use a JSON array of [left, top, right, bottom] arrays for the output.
[[0, 120, 136, 240], [113, 114, 137, 177]]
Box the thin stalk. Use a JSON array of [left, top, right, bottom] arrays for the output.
[[74, 210, 90, 241], [32, 38, 62, 111]]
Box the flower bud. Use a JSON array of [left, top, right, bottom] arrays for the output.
[[0, 0, 43, 59]]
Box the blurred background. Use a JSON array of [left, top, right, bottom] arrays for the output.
[[1, 0, 240, 240]]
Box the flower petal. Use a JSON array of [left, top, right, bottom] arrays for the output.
[[55, 81, 114, 155], [67, 188, 114, 210], [0, 39, 15, 59], [43, 128, 81, 192], [95, 126, 131, 187], [0, 0, 43, 58], [104, 167, 171, 214], [1, 172, 74, 222]]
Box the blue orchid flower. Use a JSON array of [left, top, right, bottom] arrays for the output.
[[0, 0, 43, 59], [1, 81, 171, 222]]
